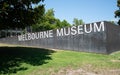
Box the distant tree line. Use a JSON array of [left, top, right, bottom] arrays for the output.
[[32, 8, 85, 32], [32, 9, 71, 32]]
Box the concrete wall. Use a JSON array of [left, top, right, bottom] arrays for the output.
[[105, 22, 120, 53], [0, 21, 120, 54]]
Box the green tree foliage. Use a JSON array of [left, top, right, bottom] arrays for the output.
[[115, 0, 120, 25], [53, 19, 70, 29], [61, 20, 71, 27], [32, 9, 71, 32], [73, 18, 84, 26], [0, 0, 45, 30], [109, 21, 116, 25], [32, 9, 55, 31]]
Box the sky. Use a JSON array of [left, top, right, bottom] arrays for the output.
[[43, 0, 118, 24]]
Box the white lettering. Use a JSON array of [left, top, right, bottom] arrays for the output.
[[49, 30, 53, 37], [57, 28, 64, 36], [27, 33, 31, 40], [31, 33, 35, 40], [22, 34, 25, 41], [18, 21, 106, 41], [71, 26, 77, 35], [43, 31, 49, 38], [35, 32, 39, 39], [24, 34, 28, 41], [64, 28, 70, 36], [94, 22, 105, 32], [18, 35, 23, 41], [40, 32, 43, 38], [78, 25, 84, 34], [84, 24, 92, 33]]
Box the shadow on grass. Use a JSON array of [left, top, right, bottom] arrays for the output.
[[0, 46, 55, 74]]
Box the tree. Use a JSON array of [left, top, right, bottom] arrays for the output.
[[52, 19, 70, 29], [32, 9, 71, 31], [61, 20, 70, 27], [109, 21, 117, 25], [32, 8, 56, 31], [0, 0, 45, 30], [115, 0, 120, 25], [73, 18, 84, 26]]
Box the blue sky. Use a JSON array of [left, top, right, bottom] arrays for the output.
[[44, 0, 118, 24]]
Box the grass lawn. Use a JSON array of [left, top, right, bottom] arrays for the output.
[[0, 43, 120, 75]]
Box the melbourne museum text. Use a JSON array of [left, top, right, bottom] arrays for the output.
[[0, 21, 120, 54], [18, 22, 104, 41]]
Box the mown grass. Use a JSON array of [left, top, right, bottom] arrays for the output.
[[0, 43, 120, 75]]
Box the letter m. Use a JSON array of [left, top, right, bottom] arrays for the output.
[[57, 28, 63, 36], [94, 21, 105, 32]]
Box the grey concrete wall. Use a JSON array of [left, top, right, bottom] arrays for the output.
[[105, 22, 120, 53], [0, 21, 119, 54]]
